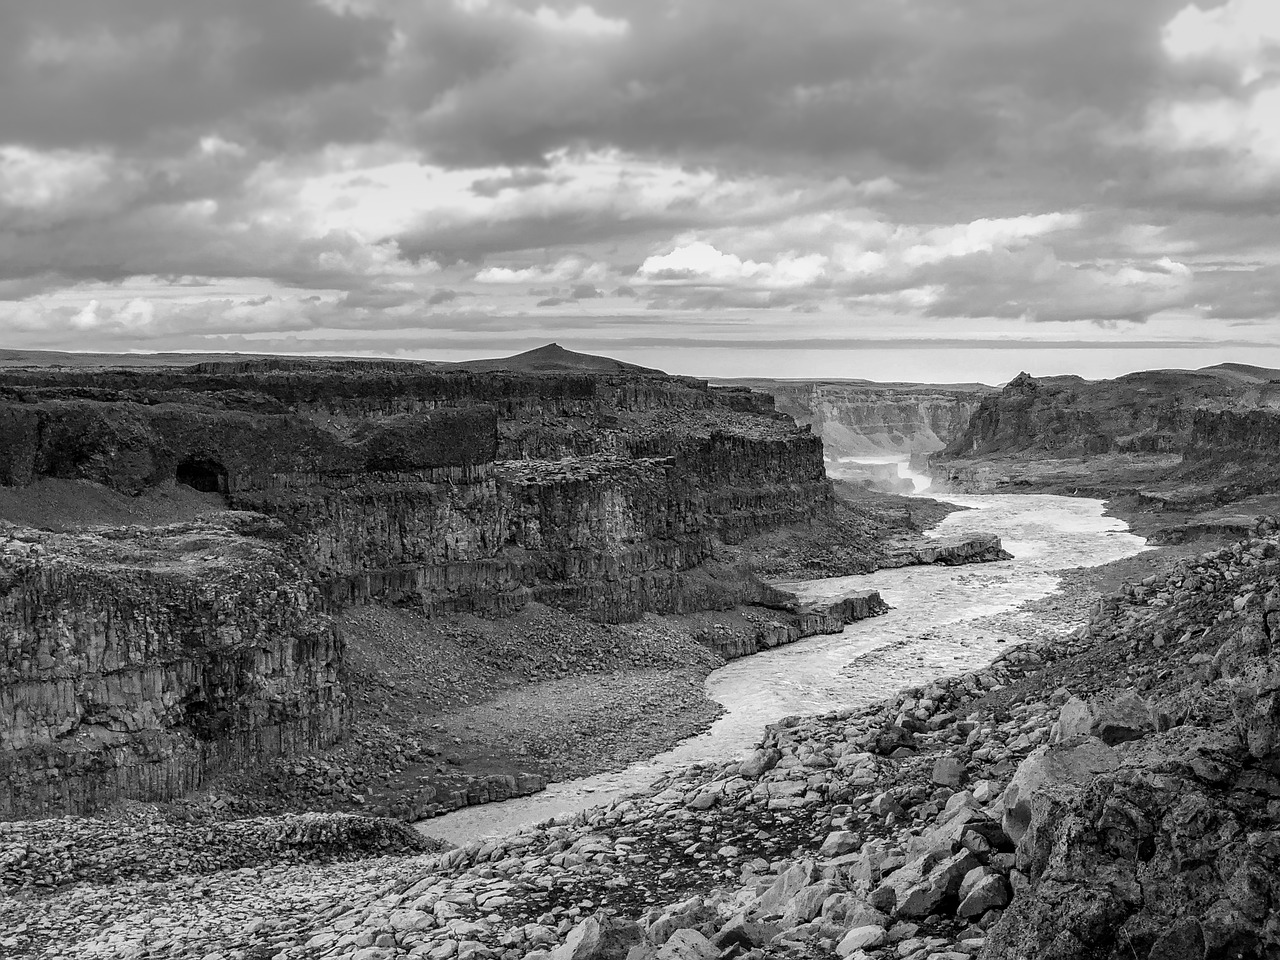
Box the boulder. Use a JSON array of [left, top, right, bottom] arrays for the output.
[[1053, 692, 1154, 746], [739, 748, 782, 778], [754, 862, 816, 917], [551, 914, 644, 960], [1232, 673, 1280, 770], [932, 756, 966, 787], [1001, 738, 1119, 845], [820, 893, 888, 931], [894, 851, 980, 919], [818, 830, 862, 858], [712, 914, 778, 950], [781, 880, 841, 927], [654, 930, 717, 960], [836, 925, 888, 956], [956, 874, 1009, 919]]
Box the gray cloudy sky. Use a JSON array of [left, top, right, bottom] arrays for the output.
[[2, 0, 1279, 382]]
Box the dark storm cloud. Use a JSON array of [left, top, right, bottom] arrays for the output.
[[404, 0, 1185, 179], [0, 0, 394, 151], [4, 0, 1279, 356]]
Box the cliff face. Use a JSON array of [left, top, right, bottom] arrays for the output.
[[0, 364, 828, 623], [934, 368, 1280, 500], [0, 517, 347, 819], [720, 380, 990, 459], [0, 360, 836, 817], [940, 370, 1244, 459]]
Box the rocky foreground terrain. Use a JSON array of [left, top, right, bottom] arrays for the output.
[[5, 511, 1276, 959]]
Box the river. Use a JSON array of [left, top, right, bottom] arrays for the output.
[[420, 493, 1148, 845]]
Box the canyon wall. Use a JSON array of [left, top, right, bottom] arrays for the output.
[[720, 379, 991, 460], [0, 517, 347, 818], [933, 367, 1280, 500], [0, 358, 836, 817], [0, 363, 829, 622]]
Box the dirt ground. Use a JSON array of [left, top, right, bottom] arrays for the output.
[[207, 602, 731, 821], [0, 478, 225, 531]]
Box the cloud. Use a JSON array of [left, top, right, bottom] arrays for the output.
[[2, 0, 1279, 367], [0, 1, 394, 151], [636, 241, 828, 288], [474, 255, 608, 284], [1162, 0, 1280, 84]]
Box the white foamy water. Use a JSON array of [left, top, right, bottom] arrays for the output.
[[829, 454, 932, 492], [420, 493, 1147, 844]]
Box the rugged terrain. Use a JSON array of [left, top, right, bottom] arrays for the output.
[[8, 511, 1276, 959], [932, 364, 1280, 525], [0, 345, 1000, 824], [718, 380, 991, 479], [6, 351, 1280, 958]]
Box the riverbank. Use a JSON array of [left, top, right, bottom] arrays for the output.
[[8, 506, 1264, 959], [176, 486, 984, 828]]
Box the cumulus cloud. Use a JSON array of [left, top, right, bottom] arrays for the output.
[[636, 242, 828, 289], [1, 0, 1277, 364], [474, 255, 607, 284]]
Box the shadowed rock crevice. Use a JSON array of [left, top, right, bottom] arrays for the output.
[[175, 456, 229, 495]]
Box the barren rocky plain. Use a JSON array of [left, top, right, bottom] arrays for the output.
[[2, 348, 1279, 960]]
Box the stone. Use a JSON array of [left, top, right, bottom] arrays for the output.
[[781, 880, 841, 927], [653, 929, 717, 960], [836, 925, 888, 955], [820, 894, 887, 931], [818, 830, 861, 858], [754, 862, 816, 917], [895, 851, 979, 919], [932, 756, 966, 788], [957, 866, 993, 903], [551, 913, 644, 960], [1000, 738, 1119, 845], [739, 749, 782, 779], [712, 915, 777, 949], [1054, 691, 1154, 746], [955, 875, 1009, 919], [1147, 918, 1206, 960], [869, 792, 905, 818]]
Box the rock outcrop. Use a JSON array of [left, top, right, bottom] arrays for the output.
[[0, 357, 866, 819], [933, 367, 1280, 505], [0, 517, 348, 819], [719, 379, 991, 460], [0, 362, 828, 623]]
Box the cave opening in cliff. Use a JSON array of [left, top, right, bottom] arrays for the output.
[[175, 457, 229, 495]]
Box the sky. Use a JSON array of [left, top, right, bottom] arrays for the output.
[[2, 0, 1280, 383]]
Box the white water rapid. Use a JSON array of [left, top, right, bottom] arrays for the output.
[[420, 493, 1148, 845]]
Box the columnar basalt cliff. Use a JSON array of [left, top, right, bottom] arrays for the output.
[[0, 517, 347, 819], [0, 358, 830, 621], [0, 351, 858, 817]]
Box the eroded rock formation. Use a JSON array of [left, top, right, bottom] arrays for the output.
[[0, 357, 862, 817], [719, 379, 991, 460], [0, 517, 347, 819], [933, 366, 1280, 506]]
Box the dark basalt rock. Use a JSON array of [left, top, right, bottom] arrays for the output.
[[0, 359, 844, 818]]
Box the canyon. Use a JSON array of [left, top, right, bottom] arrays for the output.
[[0, 345, 1001, 823], [5, 352, 1280, 960], [720, 378, 990, 492]]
